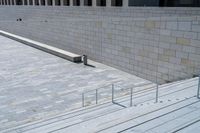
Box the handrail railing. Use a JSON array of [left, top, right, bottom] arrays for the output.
[[130, 87, 133, 107], [83, 84, 112, 94], [115, 83, 160, 105], [82, 80, 158, 108], [197, 75, 200, 99], [113, 83, 158, 107], [156, 84, 159, 103], [82, 80, 122, 107], [112, 84, 114, 103]]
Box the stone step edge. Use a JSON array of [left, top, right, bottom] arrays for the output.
[[0, 30, 82, 62]]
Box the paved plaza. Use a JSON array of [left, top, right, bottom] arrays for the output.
[[0, 35, 151, 130]]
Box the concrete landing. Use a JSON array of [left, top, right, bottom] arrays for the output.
[[0, 30, 82, 62], [0, 35, 151, 131]]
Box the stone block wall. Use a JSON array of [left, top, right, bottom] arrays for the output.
[[0, 6, 200, 84]]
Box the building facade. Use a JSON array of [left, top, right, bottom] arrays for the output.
[[0, 0, 200, 6], [0, 0, 200, 84]]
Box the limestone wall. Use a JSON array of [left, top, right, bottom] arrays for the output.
[[0, 6, 200, 84]]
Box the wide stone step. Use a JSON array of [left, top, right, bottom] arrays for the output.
[[29, 79, 197, 133], [120, 101, 200, 133], [98, 97, 199, 133], [3, 78, 198, 133], [175, 119, 200, 133]]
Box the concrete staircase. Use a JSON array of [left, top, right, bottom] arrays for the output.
[[2, 78, 199, 133]]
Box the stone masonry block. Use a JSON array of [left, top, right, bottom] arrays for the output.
[[144, 21, 156, 29], [176, 37, 191, 45], [121, 46, 131, 54], [158, 54, 169, 62], [183, 32, 198, 40], [192, 24, 200, 32], [181, 58, 194, 67], [163, 49, 176, 57], [169, 57, 181, 64], [160, 35, 176, 44], [189, 54, 200, 62], [178, 22, 192, 31], [166, 21, 178, 30], [191, 40, 200, 48], [182, 46, 196, 53], [171, 30, 184, 38], [160, 30, 171, 36]]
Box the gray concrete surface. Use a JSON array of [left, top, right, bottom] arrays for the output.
[[0, 35, 151, 130]]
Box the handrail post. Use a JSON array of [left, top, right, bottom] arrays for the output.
[[197, 75, 200, 99], [82, 93, 84, 107], [156, 84, 159, 103], [96, 89, 98, 104], [130, 88, 133, 107], [112, 84, 114, 103]]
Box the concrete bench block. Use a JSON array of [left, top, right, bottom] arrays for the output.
[[0, 30, 82, 63]]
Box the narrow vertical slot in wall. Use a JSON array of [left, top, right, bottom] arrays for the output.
[[96, 0, 106, 6], [41, 0, 45, 5], [111, 0, 122, 6], [63, 0, 69, 5], [84, 0, 92, 6], [73, 0, 80, 6], [55, 0, 60, 5], [48, 0, 52, 5], [35, 0, 39, 5], [16, 0, 22, 5], [8, 0, 11, 5], [24, 0, 28, 5], [29, 0, 33, 5]]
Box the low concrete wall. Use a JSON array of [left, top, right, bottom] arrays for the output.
[[0, 6, 200, 84]]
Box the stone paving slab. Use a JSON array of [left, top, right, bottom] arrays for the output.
[[0, 35, 151, 131]]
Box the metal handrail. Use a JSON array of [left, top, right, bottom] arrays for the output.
[[197, 75, 200, 99], [83, 80, 122, 94], [81, 75, 200, 108], [130, 88, 133, 107], [82, 80, 159, 107], [82, 80, 122, 107], [114, 82, 154, 91], [112, 84, 114, 103], [113, 83, 159, 107], [156, 84, 159, 103]]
